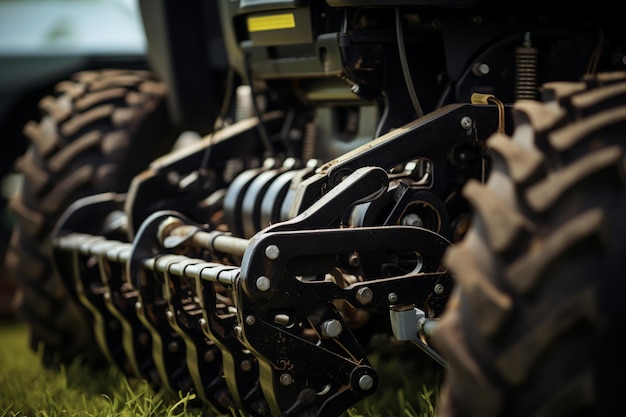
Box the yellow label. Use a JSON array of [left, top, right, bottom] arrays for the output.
[[247, 13, 296, 32]]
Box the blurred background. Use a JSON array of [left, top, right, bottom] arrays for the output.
[[0, 0, 147, 316]]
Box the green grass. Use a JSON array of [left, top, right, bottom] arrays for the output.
[[0, 319, 200, 417], [0, 319, 441, 417]]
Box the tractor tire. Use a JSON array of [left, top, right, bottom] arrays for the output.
[[5, 69, 180, 367], [433, 71, 626, 417]]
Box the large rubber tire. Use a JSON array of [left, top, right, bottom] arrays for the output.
[[432, 71, 626, 417], [5, 69, 180, 367]]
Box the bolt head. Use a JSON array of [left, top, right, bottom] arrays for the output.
[[321, 319, 343, 338], [241, 360, 252, 372], [256, 276, 271, 291], [265, 244, 280, 260], [460, 116, 473, 129], [356, 287, 373, 305], [473, 63, 490, 75], [280, 373, 293, 386], [402, 213, 423, 227], [358, 374, 374, 391]]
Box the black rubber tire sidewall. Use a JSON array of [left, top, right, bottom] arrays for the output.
[[6, 69, 180, 367], [433, 71, 626, 417]]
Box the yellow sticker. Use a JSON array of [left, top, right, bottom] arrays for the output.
[[247, 13, 296, 32]]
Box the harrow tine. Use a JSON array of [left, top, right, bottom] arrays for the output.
[[52, 195, 158, 382], [161, 255, 236, 411], [129, 211, 234, 412], [155, 213, 270, 416]]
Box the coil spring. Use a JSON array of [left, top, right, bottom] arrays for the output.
[[515, 32, 539, 100], [223, 159, 318, 238], [302, 121, 318, 162]]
